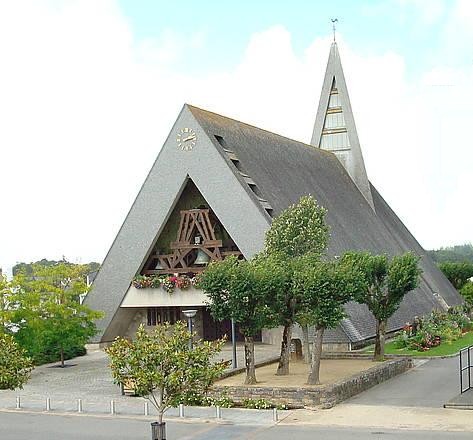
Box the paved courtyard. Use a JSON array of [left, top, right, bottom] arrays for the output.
[[0, 342, 280, 415]]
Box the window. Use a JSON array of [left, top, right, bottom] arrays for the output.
[[320, 132, 350, 150], [214, 135, 227, 147], [147, 307, 181, 326], [328, 93, 341, 109], [323, 112, 345, 129]]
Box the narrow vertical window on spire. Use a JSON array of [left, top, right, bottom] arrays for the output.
[[328, 93, 341, 109], [320, 78, 349, 151]]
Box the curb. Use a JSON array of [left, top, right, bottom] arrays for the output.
[[0, 408, 235, 424]]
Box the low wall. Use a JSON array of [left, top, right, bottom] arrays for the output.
[[211, 357, 412, 409]]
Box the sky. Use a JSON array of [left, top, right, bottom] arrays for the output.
[[0, 0, 472, 274]]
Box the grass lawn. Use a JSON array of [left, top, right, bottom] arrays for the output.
[[364, 332, 473, 356]]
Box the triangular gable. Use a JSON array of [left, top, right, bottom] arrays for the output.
[[311, 43, 374, 210], [85, 105, 271, 342]]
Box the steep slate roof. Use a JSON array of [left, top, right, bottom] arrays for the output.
[[189, 105, 462, 342]]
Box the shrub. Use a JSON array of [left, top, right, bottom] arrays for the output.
[[242, 398, 273, 409], [392, 307, 472, 351], [241, 398, 287, 410], [0, 333, 34, 390], [204, 394, 234, 408]]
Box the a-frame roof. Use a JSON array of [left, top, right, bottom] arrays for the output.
[[85, 105, 272, 342], [86, 104, 462, 344], [311, 42, 374, 211]]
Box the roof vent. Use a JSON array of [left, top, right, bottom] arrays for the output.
[[215, 135, 241, 168], [215, 134, 273, 216]]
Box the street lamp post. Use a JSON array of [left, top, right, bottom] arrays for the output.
[[182, 309, 197, 350], [231, 318, 237, 369]]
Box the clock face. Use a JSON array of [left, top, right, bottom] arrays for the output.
[[177, 127, 197, 151]]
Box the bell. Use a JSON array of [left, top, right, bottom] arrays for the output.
[[155, 259, 164, 270], [194, 249, 210, 266]]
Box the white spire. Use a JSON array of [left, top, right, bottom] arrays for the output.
[[311, 42, 375, 211]]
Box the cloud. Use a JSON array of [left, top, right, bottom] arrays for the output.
[[0, 1, 472, 273]]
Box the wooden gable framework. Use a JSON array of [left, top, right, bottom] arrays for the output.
[[143, 208, 242, 275]]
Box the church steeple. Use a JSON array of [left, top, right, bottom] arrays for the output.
[[311, 42, 375, 211]]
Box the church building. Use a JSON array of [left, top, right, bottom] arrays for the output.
[[85, 43, 461, 349]]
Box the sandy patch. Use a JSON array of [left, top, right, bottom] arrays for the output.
[[217, 359, 377, 387]]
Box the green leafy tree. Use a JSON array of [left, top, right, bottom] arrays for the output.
[[344, 252, 421, 361], [263, 195, 330, 375], [428, 244, 473, 264], [12, 263, 103, 366], [0, 333, 33, 390], [106, 322, 225, 437], [12, 259, 100, 277], [0, 275, 14, 333], [198, 256, 274, 384], [438, 261, 473, 290], [264, 196, 329, 258], [295, 259, 366, 385], [461, 282, 473, 307]]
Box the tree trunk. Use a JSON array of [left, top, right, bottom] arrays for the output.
[[152, 413, 166, 440], [307, 326, 324, 385], [244, 335, 257, 384], [374, 319, 386, 361], [60, 347, 65, 368], [276, 323, 292, 375], [302, 324, 311, 364]]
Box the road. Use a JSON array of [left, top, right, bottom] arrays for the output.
[[0, 411, 471, 440], [346, 357, 459, 407]]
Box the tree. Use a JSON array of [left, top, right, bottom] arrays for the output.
[[461, 282, 473, 308], [264, 195, 329, 259], [295, 258, 366, 385], [263, 195, 330, 375], [428, 244, 473, 264], [0, 275, 14, 333], [345, 252, 421, 361], [11, 263, 103, 366], [198, 256, 274, 384], [106, 322, 225, 439], [438, 261, 473, 290], [0, 333, 33, 390], [12, 258, 100, 277]]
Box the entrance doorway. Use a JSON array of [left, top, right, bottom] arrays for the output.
[[202, 308, 261, 342]]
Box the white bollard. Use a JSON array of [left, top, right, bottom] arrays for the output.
[[144, 401, 149, 416], [16, 396, 21, 409], [46, 398, 51, 411], [77, 399, 83, 413], [179, 403, 184, 418], [273, 407, 278, 422], [215, 405, 222, 419], [110, 400, 115, 415]]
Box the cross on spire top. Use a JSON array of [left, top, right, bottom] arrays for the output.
[[331, 18, 338, 42]]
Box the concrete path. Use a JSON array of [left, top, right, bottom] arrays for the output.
[[346, 357, 459, 408], [445, 388, 473, 409], [278, 355, 473, 433]]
